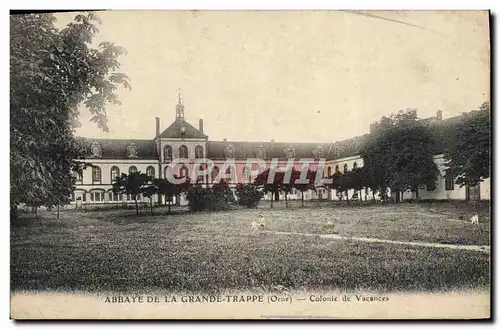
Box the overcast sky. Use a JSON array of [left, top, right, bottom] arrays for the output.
[[55, 10, 489, 143]]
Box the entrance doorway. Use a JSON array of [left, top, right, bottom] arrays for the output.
[[466, 184, 481, 201]]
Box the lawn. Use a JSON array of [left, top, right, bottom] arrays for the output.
[[11, 202, 491, 294]]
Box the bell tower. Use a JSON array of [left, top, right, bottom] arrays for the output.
[[175, 93, 184, 120]]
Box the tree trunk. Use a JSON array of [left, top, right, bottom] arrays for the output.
[[285, 193, 288, 208], [270, 192, 274, 209], [345, 191, 349, 203], [372, 190, 376, 203], [415, 188, 420, 202], [168, 199, 171, 214], [10, 205, 18, 221], [274, 190, 279, 202], [57, 204, 60, 220], [150, 197, 153, 215], [134, 196, 139, 215], [301, 192, 304, 207], [34, 207, 38, 220]]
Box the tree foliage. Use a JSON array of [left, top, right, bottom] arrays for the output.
[[112, 172, 146, 215], [10, 12, 130, 218], [361, 109, 438, 201], [235, 183, 263, 208], [444, 102, 491, 187]]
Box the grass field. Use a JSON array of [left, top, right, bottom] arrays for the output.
[[11, 201, 491, 294]]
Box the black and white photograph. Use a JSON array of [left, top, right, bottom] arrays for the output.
[[9, 10, 491, 319]]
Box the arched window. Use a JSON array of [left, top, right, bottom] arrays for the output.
[[327, 166, 332, 178], [164, 145, 172, 162], [110, 166, 120, 183], [195, 145, 203, 159], [146, 166, 155, 178], [92, 166, 101, 183], [335, 165, 340, 173], [344, 164, 348, 173], [179, 165, 188, 178], [164, 166, 173, 179], [225, 167, 232, 182], [89, 189, 105, 202], [212, 166, 220, 181], [179, 145, 188, 159], [243, 166, 250, 183], [129, 166, 138, 175], [353, 162, 358, 170]]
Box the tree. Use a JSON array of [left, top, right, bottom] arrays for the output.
[[10, 12, 130, 219], [293, 169, 317, 207], [444, 102, 491, 187], [361, 109, 438, 202], [156, 176, 191, 214], [141, 175, 158, 216], [253, 168, 285, 209], [112, 172, 146, 215], [235, 183, 263, 208]]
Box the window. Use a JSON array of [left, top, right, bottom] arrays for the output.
[[353, 162, 358, 170], [335, 165, 340, 173], [243, 166, 250, 183], [146, 166, 155, 178], [82, 193, 86, 202], [128, 144, 138, 157], [327, 166, 332, 178], [179, 165, 188, 178], [195, 145, 203, 159], [129, 166, 137, 175], [212, 166, 220, 181], [164, 145, 173, 162], [108, 192, 120, 202], [445, 173, 455, 191], [92, 166, 101, 183], [344, 164, 348, 173], [72, 170, 82, 184], [110, 166, 120, 183], [91, 142, 101, 157], [179, 145, 188, 159], [90, 190, 105, 202], [225, 167, 232, 182], [126, 194, 132, 201]]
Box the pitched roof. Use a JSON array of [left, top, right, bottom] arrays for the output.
[[77, 137, 157, 159], [206, 141, 334, 160], [158, 118, 208, 139]]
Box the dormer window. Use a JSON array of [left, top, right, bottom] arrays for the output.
[[256, 145, 266, 159], [180, 126, 186, 137], [284, 146, 295, 159], [90, 142, 102, 158], [127, 143, 138, 158]]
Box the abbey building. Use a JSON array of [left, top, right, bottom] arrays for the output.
[[71, 98, 490, 207]]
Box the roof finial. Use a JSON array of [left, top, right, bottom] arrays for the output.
[[175, 90, 185, 120]]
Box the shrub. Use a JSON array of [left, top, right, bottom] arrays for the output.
[[235, 183, 263, 208], [186, 183, 235, 212]]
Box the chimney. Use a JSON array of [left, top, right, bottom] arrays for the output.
[[199, 118, 204, 133], [155, 117, 160, 137], [436, 110, 442, 121]]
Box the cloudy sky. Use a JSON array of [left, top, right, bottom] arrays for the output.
[[55, 10, 489, 143]]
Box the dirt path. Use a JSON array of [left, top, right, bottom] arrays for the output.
[[264, 230, 490, 254]]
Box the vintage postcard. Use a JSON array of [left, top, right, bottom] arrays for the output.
[[10, 10, 490, 319]]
